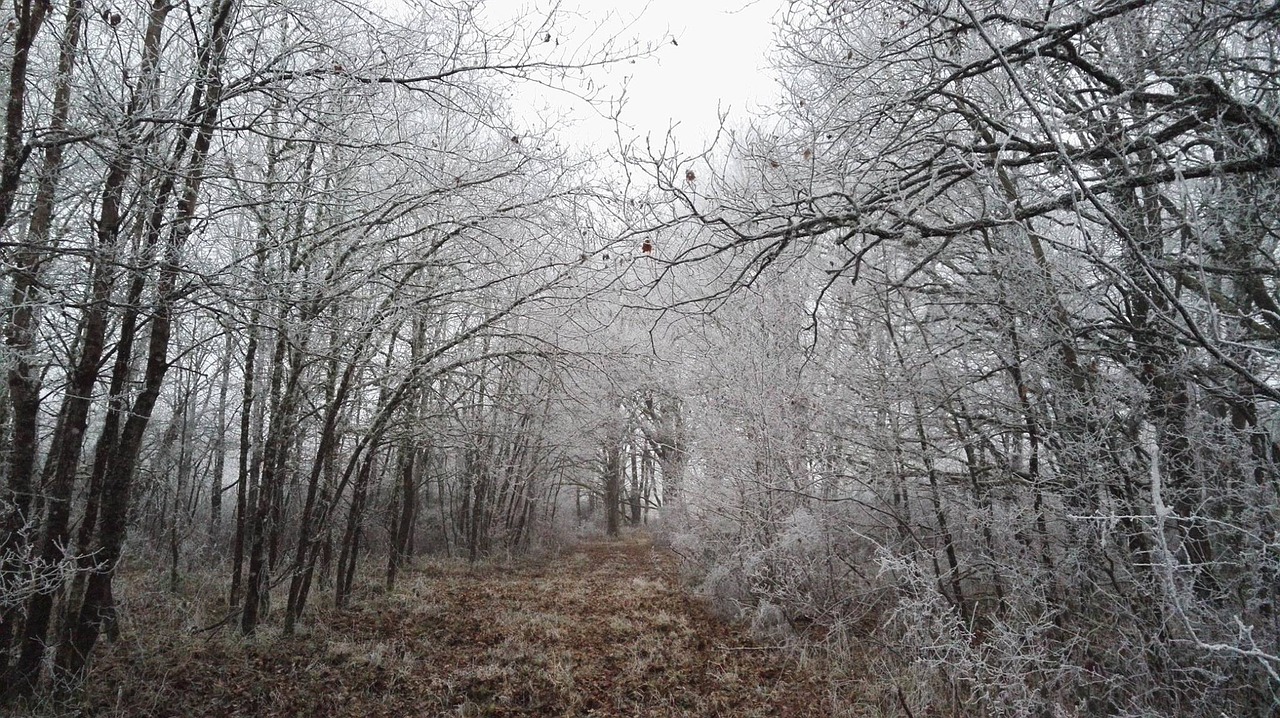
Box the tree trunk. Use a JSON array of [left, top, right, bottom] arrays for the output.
[[284, 347, 357, 633], [628, 438, 642, 526], [386, 443, 416, 591], [604, 441, 622, 537], [210, 331, 233, 546], [0, 0, 82, 677], [55, 0, 239, 679], [0, 0, 51, 230], [335, 449, 377, 609], [229, 318, 258, 608]]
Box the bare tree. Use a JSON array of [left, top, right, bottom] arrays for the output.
[[638, 0, 1280, 713], [0, 0, 660, 698]]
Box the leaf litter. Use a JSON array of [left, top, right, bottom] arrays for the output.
[[81, 533, 827, 717]]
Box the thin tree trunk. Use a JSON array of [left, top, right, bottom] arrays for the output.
[[336, 449, 377, 609], [241, 332, 288, 634], [229, 318, 258, 607], [210, 331, 233, 545], [284, 348, 358, 633]]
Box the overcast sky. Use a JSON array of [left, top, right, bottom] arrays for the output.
[[481, 0, 784, 150]]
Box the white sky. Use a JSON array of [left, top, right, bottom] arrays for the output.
[[483, 0, 784, 150]]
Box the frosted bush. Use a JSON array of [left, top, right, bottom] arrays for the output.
[[749, 599, 793, 642], [776, 507, 823, 552], [699, 561, 750, 620]]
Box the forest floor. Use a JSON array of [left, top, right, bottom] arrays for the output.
[[54, 533, 828, 717]]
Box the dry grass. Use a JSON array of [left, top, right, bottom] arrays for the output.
[[29, 533, 829, 717]]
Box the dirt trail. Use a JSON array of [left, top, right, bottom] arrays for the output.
[[85, 534, 825, 717]]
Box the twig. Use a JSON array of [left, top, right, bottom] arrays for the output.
[[895, 685, 917, 718]]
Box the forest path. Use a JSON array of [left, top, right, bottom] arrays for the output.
[[86, 533, 825, 717]]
